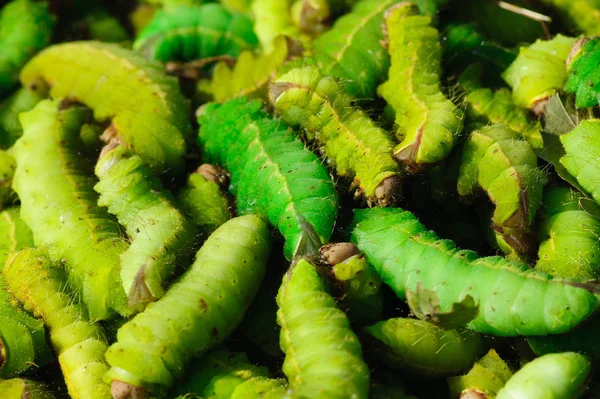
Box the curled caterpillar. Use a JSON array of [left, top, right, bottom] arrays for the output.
[[105, 215, 270, 397], [20, 41, 191, 176], [134, 3, 258, 63], [364, 317, 485, 378], [351, 207, 598, 336], [447, 349, 513, 399], [378, 3, 463, 170], [0, 378, 55, 399], [0, 0, 55, 95], [12, 100, 129, 320], [502, 34, 576, 115], [198, 97, 338, 259], [95, 143, 197, 310], [271, 64, 401, 207], [4, 248, 112, 399], [277, 258, 370, 399], [457, 124, 545, 259]]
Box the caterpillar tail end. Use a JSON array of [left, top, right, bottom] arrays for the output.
[[111, 380, 149, 399]]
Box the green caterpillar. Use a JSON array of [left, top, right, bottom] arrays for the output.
[[459, 65, 543, 149], [12, 100, 129, 320], [502, 35, 576, 114], [198, 97, 338, 259], [4, 248, 112, 399], [176, 164, 231, 237], [447, 349, 513, 399], [378, 3, 463, 169], [271, 64, 401, 206], [496, 352, 590, 399], [0, 0, 55, 95], [350, 207, 598, 336], [320, 242, 384, 324], [20, 41, 191, 175], [105, 215, 270, 397], [537, 0, 600, 35], [211, 35, 291, 103], [364, 317, 485, 378], [277, 258, 370, 399], [291, 0, 345, 35], [0, 379, 55, 399], [95, 143, 197, 310], [134, 4, 259, 63], [312, 0, 400, 99], [0, 207, 52, 378], [173, 349, 286, 398], [252, 0, 308, 53], [535, 187, 600, 280], [565, 37, 600, 108], [0, 150, 15, 210], [560, 119, 600, 205], [0, 86, 48, 149], [457, 124, 545, 259]]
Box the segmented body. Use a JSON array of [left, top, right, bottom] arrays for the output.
[[198, 97, 338, 259], [312, 0, 400, 99], [0, 0, 55, 95], [105, 215, 270, 396], [364, 318, 485, 378], [350, 207, 598, 336], [11, 100, 129, 320], [447, 349, 513, 399], [4, 248, 112, 399], [378, 3, 462, 168], [134, 4, 258, 62], [95, 144, 197, 310], [277, 259, 370, 399], [271, 64, 401, 206], [20, 41, 191, 175]]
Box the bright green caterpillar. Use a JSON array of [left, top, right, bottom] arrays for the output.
[[271, 64, 401, 206], [0, 379, 55, 399], [277, 258, 370, 399], [134, 3, 259, 63], [378, 3, 463, 169], [535, 187, 600, 280], [105, 215, 270, 397], [364, 317, 485, 379], [0, 0, 55, 95], [0, 207, 52, 378], [350, 207, 598, 336], [312, 0, 401, 99], [20, 41, 191, 176], [11, 100, 129, 320], [95, 143, 197, 310], [198, 97, 338, 259], [565, 37, 600, 108], [457, 124, 545, 260], [503, 35, 576, 114], [4, 248, 112, 399], [447, 349, 513, 399]]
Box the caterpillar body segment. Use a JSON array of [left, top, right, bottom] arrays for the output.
[[447, 349, 513, 399]]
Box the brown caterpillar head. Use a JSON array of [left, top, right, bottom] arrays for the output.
[[196, 164, 230, 188], [320, 242, 360, 266], [111, 380, 149, 399], [374, 175, 403, 207], [460, 389, 488, 399]]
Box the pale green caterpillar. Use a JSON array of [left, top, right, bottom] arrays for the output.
[[0, 86, 48, 149], [0, 207, 52, 378], [378, 3, 463, 169], [198, 97, 338, 259], [364, 317, 485, 378], [496, 352, 590, 399], [4, 248, 112, 399], [277, 258, 370, 399], [457, 124, 545, 260], [271, 64, 402, 206], [535, 187, 600, 280], [176, 164, 231, 237], [20, 41, 191, 175], [252, 0, 309, 53], [320, 242, 384, 324], [447, 349, 513, 399], [350, 207, 598, 336], [502, 35, 576, 114], [0, 150, 15, 211], [564, 37, 600, 108], [0, 0, 55, 95], [105, 215, 270, 397], [0, 379, 55, 399], [94, 143, 197, 310], [560, 119, 600, 205], [134, 4, 259, 63], [537, 0, 600, 36], [312, 0, 400, 99], [11, 100, 129, 320]]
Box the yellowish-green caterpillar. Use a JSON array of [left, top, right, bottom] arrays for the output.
[[447, 349, 513, 399], [0, 379, 55, 399], [252, 0, 309, 53]]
